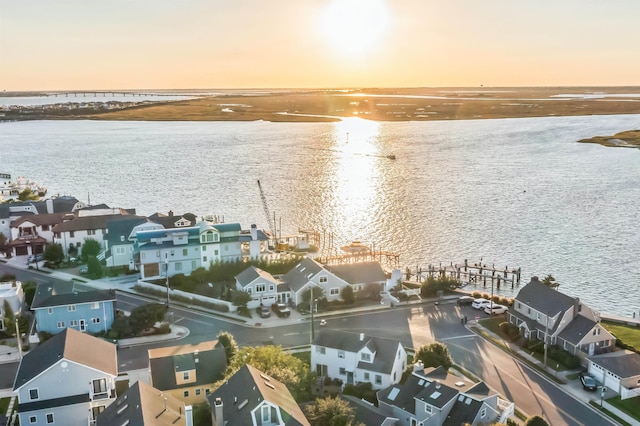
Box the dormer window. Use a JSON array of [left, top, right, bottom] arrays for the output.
[[361, 353, 371, 362]]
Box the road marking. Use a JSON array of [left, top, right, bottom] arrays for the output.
[[283, 332, 300, 336], [439, 334, 476, 341]]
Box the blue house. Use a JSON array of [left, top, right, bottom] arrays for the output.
[[31, 282, 116, 335]]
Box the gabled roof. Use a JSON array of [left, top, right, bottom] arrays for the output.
[[14, 328, 117, 391], [103, 216, 149, 246], [51, 213, 132, 232], [325, 261, 387, 285], [442, 397, 484, 426], [282, 258, 325, 292], [148, 341, 227, 391], [148, 212, 197, 229], [10, 212, 66, 227], [557, 314, 600, 345], [339, 395, 397, 426], [208, 364, 310, 426], [97, 381, 189, 426], [31, 281, 115, 309], [314, 329, 402, 374], [514, 277, 577, 317], [589, 351, 640, 379], [235, 266, 278, 287]]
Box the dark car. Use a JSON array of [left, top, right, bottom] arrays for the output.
[[272, 302, 291, 318], [256, 305, 271, 318], [457, 296, 474, 306], [579, 373, 598, 391]]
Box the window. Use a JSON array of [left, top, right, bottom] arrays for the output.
[[214, 250, 219, 255], [92, 317, 101, 324], [205, 388, 211, 395], [192, 260, 197, 269], [70, 320, 78, 327], [76, 242, 81, 248], [517, 302, 521, 309], [361, 353, 371, 362], [339, 367, 346, 375], [170, 250, 174, 256], [70, 231, 75, 238], [57, 321, 65, 328], [203, 256, 207, 262], [29, 389, 39, 400], [364, 372, 370, 380], [256, 283, 265, 292], [183, 390, 189, 398], [183, 248, 188, 256], [425, 404, 432, 414], [42, 225, 49, 231], [338, 350, 345, 359], [93, 378, 107, 394], [375, 375, 382, 385], [115, 247, 126, 255], [261, 406, 270, 422], [394, 372, 397, 381], [330, 288, 339, 296], [29, 416, 37, 424], [480, 408, 487, 418], [120, 235, 125, 242], [183, 372, 190, 381], [92, 302, 100, 310], [68, 305, 76, 312], [88, 229, 96, 235], [269, 284, 274, 292], [315, 346, 326, 354], [141, 252, 146, 259], [195, 388, 201, 396], [319, 276, 328, 283], [593, 328, 601, 336], [202, 245, 207, 251], [175, 262, 182, 271], [48, 308, 53, 314], [92, 406, 105, 419]]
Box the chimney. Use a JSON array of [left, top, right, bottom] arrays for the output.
[[250, 224, 257, 240], [212, 398, 223, 426], [168, 210, 174, 216], [185, 404, 193, 426], [435, 380, 441, 389], [574, 297, 581, 318], [413, 360, 424, 373], [359, 333, 365, 341], [46, 198, 54, 214]]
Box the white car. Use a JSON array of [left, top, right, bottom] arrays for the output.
[[484, 304, 508, 315], [471, 298, 490, 309]]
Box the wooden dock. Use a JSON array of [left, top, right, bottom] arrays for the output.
[[405, 259, 522, 289]]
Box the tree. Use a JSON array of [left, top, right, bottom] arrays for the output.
[[226, 345, 311, 400], [304, 396, 362, 426], [87, 256, 103, 278], [217, 331, 238, 362], [128, 303, 166, 335], [301, 286, 326, 307], [22, 281, 38, 307], [3, 300, 15, 337], [0, 233, 8, 257], [43, 243, 64, 264], [341, 286, 355, 305], [525, 415, 549, 426], [420, 275, 460, 297], [414, 342, 453, 371], [231, 290, 251, 307], [541, 274, 559, 289], [82, 238, 101, 259], [192, 402, 212, 426]]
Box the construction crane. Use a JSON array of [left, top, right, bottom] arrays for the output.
[[257, 179, 277, 248]]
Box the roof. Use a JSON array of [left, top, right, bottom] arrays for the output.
[[212, 222, 241, 233], [557, 314, 600, 345], [515, 277, 577, 317], [103, 216, 149, 246], [10, 212, 66, 227], [325, 261, 387, 285], [148, 341, 227, 391], [314, 329, 402, 374], [442, 397, 484, 426], [339, 394, 397, 425], [282, 258, 325, 292], [97, 381, 189, 426], [148, 212, 197, 229], [14, 328, 117, 391], [589, 351, 640, 378], [208, 364, 310, 426], [235, 266, 277, 286], [31, 281, 115, 309], [51, 213, 132, 232]]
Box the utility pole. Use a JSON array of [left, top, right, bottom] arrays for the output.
[[310, 286, 314, 343], [15, 317, 23, 359], [543, 311, 549, 368], [165, 255, 170, 306]]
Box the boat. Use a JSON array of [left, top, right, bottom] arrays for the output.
[[341, 240, 371, 254], [386, 154, 396, 160], [0, 174, 48, 202]]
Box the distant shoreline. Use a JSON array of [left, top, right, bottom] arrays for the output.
[[578, 130, 640, 148]]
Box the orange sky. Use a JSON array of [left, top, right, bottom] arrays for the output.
[[2, 0, 639, 91]]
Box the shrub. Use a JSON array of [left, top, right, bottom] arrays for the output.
[[471, 291, 482, 298], [499, 322, 520, 340]]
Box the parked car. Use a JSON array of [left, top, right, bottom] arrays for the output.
[[256, 305, 271, 318], [579, 373, 598, 391], [79, 265, 88, 274], [272, 303, 291, 318], [484, 304, 508, 315], [27, 253, 44, 263], [319, 319, 327, 327], [471, 298, 490, 310], [457, 295, 474, 306]]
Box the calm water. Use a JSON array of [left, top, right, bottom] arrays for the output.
[[1, 115, 639, 315]]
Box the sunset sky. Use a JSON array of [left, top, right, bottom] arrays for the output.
[[2, 0, 639, 91]]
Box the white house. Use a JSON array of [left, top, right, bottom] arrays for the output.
[[8, 213, 67, 257], [588, 351, 640, 400], [13, 328, 118, 426], [0, 279, 25, 332], [311, 329, 407, 390], [234, 266, 280, 309]]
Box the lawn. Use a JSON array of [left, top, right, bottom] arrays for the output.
[[602, 321, 640, 351], [0, 396, 11, 417], [607, 395, 640, 420]]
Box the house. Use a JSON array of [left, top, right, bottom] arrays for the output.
[[8, 213, 67, 257], [148, 340, 228, 405], [311, 329, 407, 390], [281, 258, 387, 306], [207, 364, 310, 426], [96, 381, 193, 426], [235, 266, 280, 309], [0, 279, 25, 332], [588, 351, 640, 400], [148, 211, 197, 229], [339, 394, 399, 426], [507, 277, 615, 359], [103, 216, 152, 269], [0, 196, 84, 240], [13, 328, 118, 426], [30, 281, 116, 334], [377, 363, 514, 426]]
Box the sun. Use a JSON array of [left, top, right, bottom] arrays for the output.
[[321, 0, 389, 56]]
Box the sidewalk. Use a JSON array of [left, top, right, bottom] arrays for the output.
[[470, 321, 639, 426]]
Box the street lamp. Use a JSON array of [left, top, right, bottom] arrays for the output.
[[165, 256, 170, 307]]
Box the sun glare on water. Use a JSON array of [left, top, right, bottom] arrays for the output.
[[322, 0, 389, 56]]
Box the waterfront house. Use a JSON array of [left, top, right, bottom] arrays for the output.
[[311, 328, 407, 390], [103, 216, 152, 269], [207, 364, 310, 426], [30, 281, 116, 334], [588, 351, 640, 400], [507, 277, 615, 359], [13, 328, 118, 426], [325, 261, 388, 294], [0, 279, 25, 332], [377, 363, 514, 426], [148, 211, 197, 229], [148, 340, 227, 405], [8, 213, 66, 257], [234, 265, 280, 309], [97, 381, 193, 426], [338, 394, 399, 425]]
